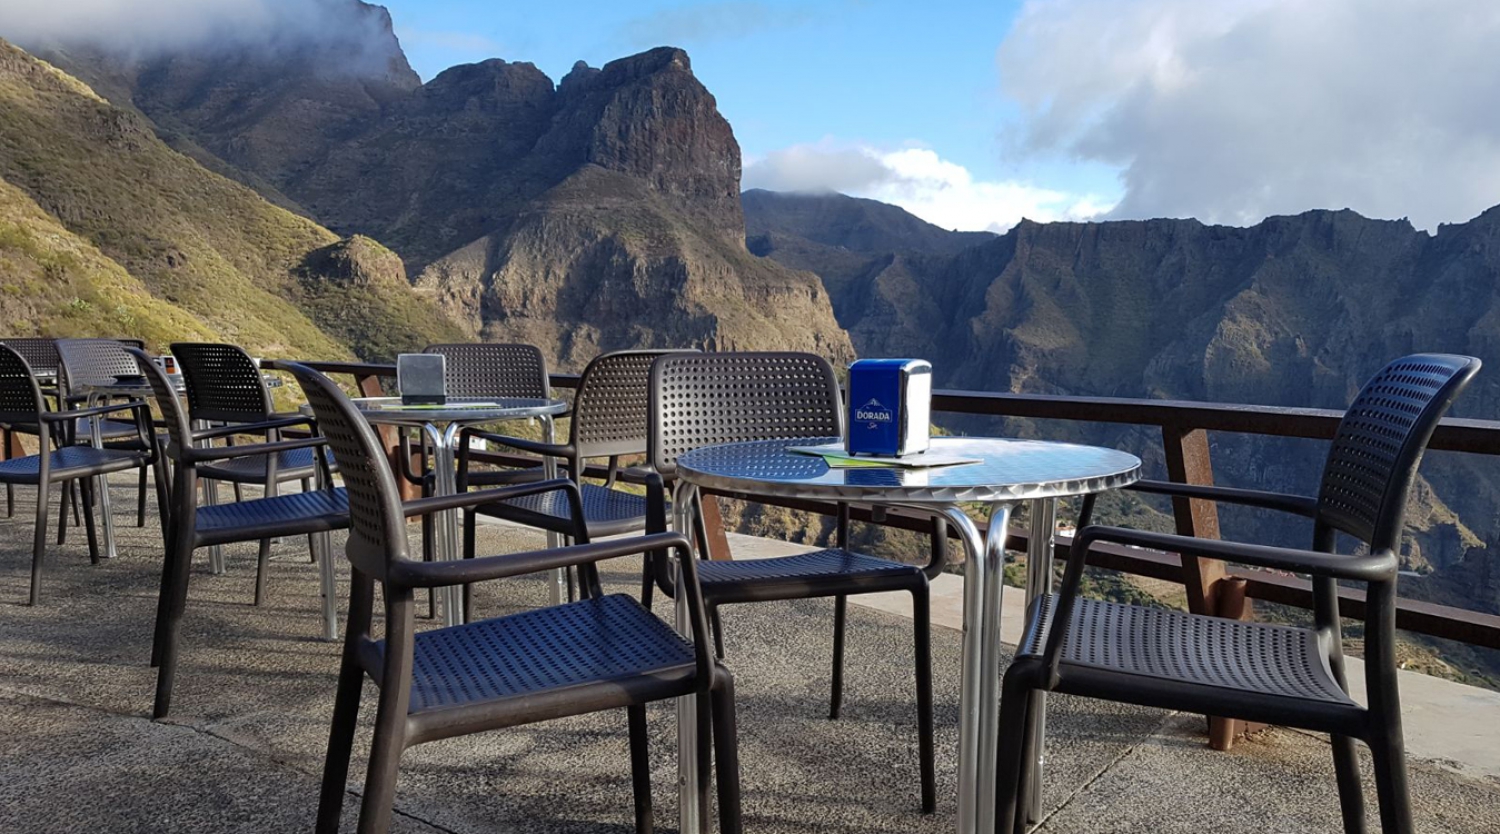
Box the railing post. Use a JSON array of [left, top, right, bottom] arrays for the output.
[[698, 495, 734, 561], [1161, 424, 1251, 749], [1161, 425, 1225, 613], [355, 372, 421, 501]]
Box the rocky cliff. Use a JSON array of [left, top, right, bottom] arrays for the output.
[[750, 192, 1500, 627], [34, 10, 852, 369], [0, 38, 461, 359]]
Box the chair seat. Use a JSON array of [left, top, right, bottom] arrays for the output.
[[198, 446, 336, 485], [697, 547, 924, 603], [1020, 596, 1357, 706], [475, 482, 652, 538], [0, 445, 150, 484], [194, 487, 350, 546], [365, 594, 697, 718]]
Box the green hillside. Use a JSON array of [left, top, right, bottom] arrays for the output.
[[0, 39, 460, 359]]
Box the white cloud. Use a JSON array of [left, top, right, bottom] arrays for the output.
[[998, 0, 1500, 230], [744, 141, 1113, 232], [0, 0, 399, 67]]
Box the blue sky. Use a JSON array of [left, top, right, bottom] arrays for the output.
[[380, 0, 1121, 232], [8, 1, 1492, 233]]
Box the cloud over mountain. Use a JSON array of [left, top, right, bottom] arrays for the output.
[[743, 140, 1111, 232], [0, 0, 400, 70], [998, 0, 1500, 230]]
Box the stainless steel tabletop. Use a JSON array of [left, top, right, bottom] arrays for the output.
[[339, 396, 567, 426], [675, 436, 1142, 504]]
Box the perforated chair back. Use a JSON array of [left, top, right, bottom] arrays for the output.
[[282, 362, 409, 579], [55, 338, 139, 401], [1314, 354, 1480, 552], [571, 349, 695, 460], [0, 346, 47, 425], [0, 338, 60, 379], [172, 343, 273, 425], [423, 343, 549, 399], [127, 348, 192, 453], [649, 352, 845, 476]]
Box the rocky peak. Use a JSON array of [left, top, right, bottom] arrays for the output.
[[541, 45, 744, 239]]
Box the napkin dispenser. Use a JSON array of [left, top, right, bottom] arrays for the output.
[[847, 359, 932, 456], [397, 353, 446, 405]]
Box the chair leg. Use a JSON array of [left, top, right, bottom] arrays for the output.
[[830, 594, 848, 719], [303, 478, 317, 562], [628, 704, 654, 834], [712, 669, 744, 834], [461, 510, 477, 624], [136, 465, 147, 527], [356, 605, 414, 834], [56, 480, 73, 546], [152, 520, 196, 718], [994, 667, 1039, 834], [1331, 734, 1366, 834], [913, 586, 936, 813], [4, 428, 13, 518], [709, 605, 726, 660], [80, 477, 101, 565], [317, 649, 368, 833], [29, 481, 51, 605], [1369, 730, 1415, 834], [695, 683, 714, 834], [254, 537, 272, 607]]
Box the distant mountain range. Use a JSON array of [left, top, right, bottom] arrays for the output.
[[2, 2, 1496, 679]]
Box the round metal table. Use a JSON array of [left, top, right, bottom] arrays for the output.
[[341, 396, 569, 626], [672, 436, 1142, 834]]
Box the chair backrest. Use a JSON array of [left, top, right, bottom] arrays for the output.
[[0, 345, 47, 425], [0, 338, 60, 378], [649, 352, 845, 476], [282, 362, 409, 579], [1315, 354, 1480, 553], [423, 343, 549, 399], [571, 349, 695, 460], [171, 343, 272, 425], [55, 338, 139, 400], [127, 347, 192, 453]]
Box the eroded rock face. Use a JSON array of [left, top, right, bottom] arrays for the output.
[[36, 6, 851, 369]]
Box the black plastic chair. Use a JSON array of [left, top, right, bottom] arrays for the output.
[[1, 337, 64, 519], [282, 361, 741, 834], [55, 338, 157, 531], [425, 342, 554, 488], [461, 349, 691, 615], [0, 345, 155, 604], [128, 349, 352, 719], [173, 342, 335, 603], [994, 354, 1481, 834], [646, 351, 943, 813]]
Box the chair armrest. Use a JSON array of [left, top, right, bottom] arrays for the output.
[[390, 531, 690, 588], [461, 429, 572, 459], [45, 400, 145, 422], [192, 416, 314, 441], [183, 435, 326, 464], [400, 478, 583, 525], [1128, 479, 1318, 517], [1077, 525, 1397, 582]]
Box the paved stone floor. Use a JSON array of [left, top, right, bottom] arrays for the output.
[[0, 477, 1497, 832]]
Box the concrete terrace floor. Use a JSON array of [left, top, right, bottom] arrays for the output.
[[0, 475, 1497, 833]]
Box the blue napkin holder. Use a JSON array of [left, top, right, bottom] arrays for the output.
[[847, 359, 932, 456]]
